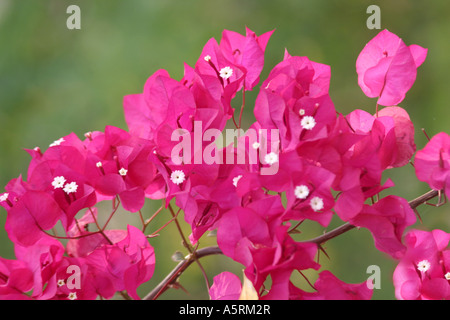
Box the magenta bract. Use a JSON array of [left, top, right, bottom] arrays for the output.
[[0, 27, 446, 301]]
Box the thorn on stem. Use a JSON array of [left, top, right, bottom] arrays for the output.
[[425, 190, 447, 207], [413, 208, 423, 224], [168, 281, 189, 295], [318, 244, 330, 260]]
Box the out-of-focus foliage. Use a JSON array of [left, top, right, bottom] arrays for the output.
[[0, 0, 449, 300]]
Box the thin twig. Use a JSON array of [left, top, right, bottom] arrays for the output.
[[305, 222, 356, 245], [147, 208, 180, 237], [143, 246, 223, 300], [142, 189, 443, 300], [168, 203, 191, 251], [142, 204, 164, 233], [167, 203, 211, 293], [238, 82, 246, 129], [409, 189, 439, 209], [101, 196, 121, 231], [304, 189, 441, 245], [89, 207, 113, 245]]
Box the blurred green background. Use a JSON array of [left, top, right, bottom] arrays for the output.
[[0, 0, 449, 300]]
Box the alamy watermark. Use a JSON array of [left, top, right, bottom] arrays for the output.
[[367, 5, 381, 30], [366, 264, 381, 289], [66, 5, 81, 30], [170, 121, 280, 175]]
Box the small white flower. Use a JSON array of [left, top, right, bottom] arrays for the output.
[[301, 116, 316, 130], [57, 279, 65, 287], [219, 66, 233, 80], [68, 292, 77, 300], [0, 193, 9, 202], [52, 176, 66, 189], [445, 272, 450, 280], [252, 142, 260, 149], [232, 175, 242, 187], [119, 168, 128, 176], [170, 170, 186, 185], [310, 196, 324, 212], [49, 138, 65, 147], [96, 161, 103, 168], [294, 185, 310, 200], [264, 152, 279, 165], [299, 108, 305, 116], [84, 131, 92, 139], [417, 260, 431, 272], [204, 55, 212, 62], [63, 182, 78, 194]]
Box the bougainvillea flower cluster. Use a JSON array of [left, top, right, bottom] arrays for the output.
[[0, 27, 449, 300]]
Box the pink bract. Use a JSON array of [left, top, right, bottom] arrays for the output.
[[393, 229, 450, 300], [209, 271, 242, 300], [414, 132, 450, 198], [356, 29, 427, 106], [0, 27, 446, 301]]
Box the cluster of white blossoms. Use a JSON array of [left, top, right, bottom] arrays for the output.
[[203, 54, 233, 81], [416, 258, 450, 280], [219, 66, 233, 80], [0, 192, 9, 202], [170, 170, 186, 185], [49, 137, 65, 147], [68, 292, 77, 300], [294, 184, 324, 212], [232, 175, 242, 188], [294, 185, 310, 200], [264, 152, 279, 165], [119, 167, 128, 176], [309, 196, 324, 212], [300, 115, 316, 130], [297, 105, 317, 131], [52, 176, 78, 195], [417, 260, 431, 273]]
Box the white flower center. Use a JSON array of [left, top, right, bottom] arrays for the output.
[[299, 108, 305, 116], [301, 115, 316, 130], [96, 161, 103, 168], [57, 279, 65, 287], [204, 55, 211, 62], [252, 142, 260, 149], [170, 170, 186, 185], [445, 272, 450, 280], [119, 168, 128, 176], [63, 182, 78, 194], [264, 152, 279, 165], [417, 260, 431, 272], [219, 66, 233, 80], [52, 176, 66, 189], [232, 175, 242, 187], [294, 185, 310, 200], [68, 292, 77, 300], [49, 138, 65, 147], [0, 193, 9, 202], [310, 196, 324, 212]]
